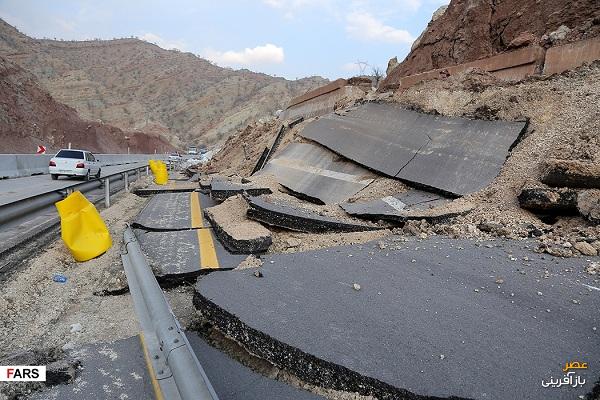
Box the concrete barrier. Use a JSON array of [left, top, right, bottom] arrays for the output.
[[396, 46, 545, 90], [287, 78, 347, 109], [543, 37, 600, 75], [386, 38, 600, 91], [0, 153, 168, 179], [282, 86, 355, 121]]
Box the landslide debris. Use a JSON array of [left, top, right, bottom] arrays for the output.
[[204, 62, 600, 258]]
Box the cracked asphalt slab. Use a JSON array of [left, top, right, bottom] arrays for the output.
[[246, 195, 380, 233], [340, 189, 451, 222], [29, 336, 153, 400], [30, 333, 323, 400], [258, 142, 376, 204], [134, 191, 213, 230], [300, 102, 526, 196], [134, 228, 246, 280], [194, 236, 599, 400], [133, 191, 246, 280]]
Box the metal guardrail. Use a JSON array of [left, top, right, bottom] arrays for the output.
[[0, 153, 168, 179], [122, 227, 219, 400], [0, 165, 147, 227]]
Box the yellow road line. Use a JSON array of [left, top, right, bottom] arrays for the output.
[[190, 192, 219, 269], [139, 333, 165, 400]]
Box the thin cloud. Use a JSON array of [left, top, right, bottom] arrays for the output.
[[204, 44, 285, 66], [261, 0, 333, 19], [346, 11, 414, 44], [261, 0, 324, 9], [140, 32, 186, 51]]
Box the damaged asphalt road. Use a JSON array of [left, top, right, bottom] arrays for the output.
[[28, 333, 324, 400], [300, 102, 527, 196], [133, 191, 247, 282], [194, 236, 600, 400]]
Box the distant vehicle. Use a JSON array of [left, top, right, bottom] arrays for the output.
[[168, 152, 182, 162], [49, 149, 101, 180], [187, 146, 198, 155]]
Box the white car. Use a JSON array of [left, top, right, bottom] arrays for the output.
[[49, 149, 102, 180], [168, 152, 182, 163]]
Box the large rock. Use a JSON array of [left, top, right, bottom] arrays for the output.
[[518, 185, 578, 213], [574, 241, 598, 256], [540, 158, 600, 188], [577, 189, 600, 223], [508, 32, 537, 49], [386, 57, 399, 76]]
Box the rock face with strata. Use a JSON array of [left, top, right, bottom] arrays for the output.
[[540, 158, 600, 188], [382, 0, 600, 87]]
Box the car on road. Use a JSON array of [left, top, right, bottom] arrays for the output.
[[49, 149, 101, 180], [168, 152, 182, 163], [187, 146, 198, 155]]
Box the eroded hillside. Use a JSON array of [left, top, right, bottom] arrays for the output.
[[0, 55, 174, 153], [0, 19, 327, 148]]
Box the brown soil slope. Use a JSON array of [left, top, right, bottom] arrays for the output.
[[0, 55, 173, 153], [0, 19, 328, 148], [383, 0, 600, 85]]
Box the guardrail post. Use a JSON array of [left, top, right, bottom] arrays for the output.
[[124, 172, 129, 192], [104, 178, 110, 208], [146, 166, 149, 176]]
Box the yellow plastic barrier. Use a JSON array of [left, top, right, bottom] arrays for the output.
[[55, 191, 112, 262], [149, 159, 168, 185]]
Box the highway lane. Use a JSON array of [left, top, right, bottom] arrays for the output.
[[196, 236, 600, 400], [0, 162, 148, 207]]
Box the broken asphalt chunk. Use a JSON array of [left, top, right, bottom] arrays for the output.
[[210, 181, 271, 202], [246, 195, 380, 233], [341, 190, 470, 223], [518, 184, 578, 213]]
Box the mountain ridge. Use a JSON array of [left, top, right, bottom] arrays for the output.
[[0, 18, 328, 149]]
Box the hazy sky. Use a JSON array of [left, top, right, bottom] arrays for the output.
[[0, 0, 448, 80]]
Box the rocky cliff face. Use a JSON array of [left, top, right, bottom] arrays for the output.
[[0, 19, 328, 149], [383, 0, 600, 86], [0, 55, 174, 154]]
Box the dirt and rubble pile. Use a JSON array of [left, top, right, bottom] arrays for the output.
[[382, 0, 600, 87], [0, 55, 174, 153], [205, 120, 280, 177]]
